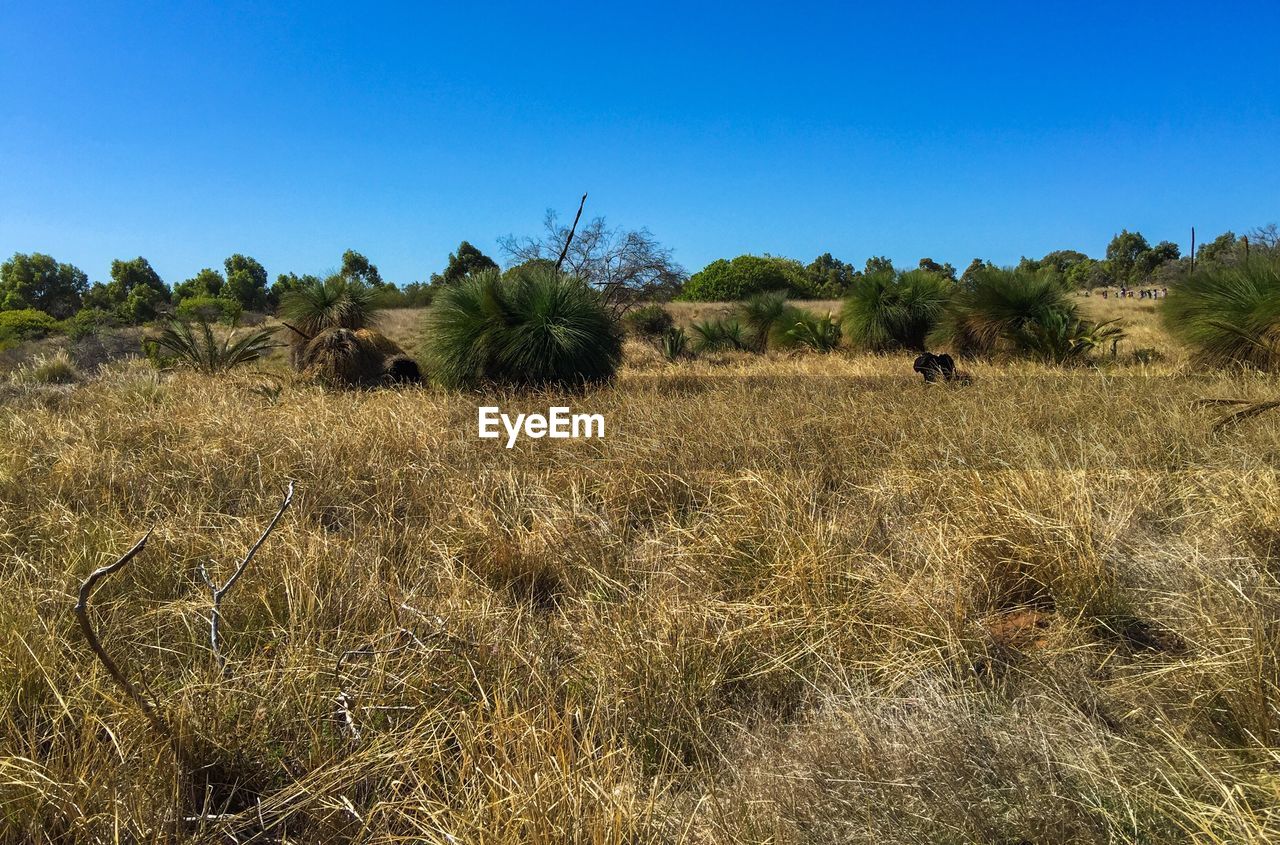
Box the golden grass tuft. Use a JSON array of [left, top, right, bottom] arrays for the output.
[[1, 303, 1278, 841]]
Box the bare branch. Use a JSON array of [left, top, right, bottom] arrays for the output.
[[205, 481, 295, 672], [75, 530, 173, 740], [555, 193, 588, 274]]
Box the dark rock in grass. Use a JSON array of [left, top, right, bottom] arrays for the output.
[[913, 351, 958, 383]]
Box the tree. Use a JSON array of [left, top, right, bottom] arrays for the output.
[[0, 252, 88, 318], [172, 268, 225, 303], [1105, 230, 1150, 285], [499, 209, 686, 312], [864, 256, 895, 276], [222, 254, 269, 311], [805, 253, 860, 298], [1136, 241, 1180, 278], [1197, 231, 1241, 265], [680, 255, 812, 301], [431, 241, 498, 285], [85, 257, 170, 323], [1066, 258, 1112, 289], [917, 257, 957, 280], [270, 272, 320, 309], [960, 258, 993, 290], [341, 250, 385, 288]]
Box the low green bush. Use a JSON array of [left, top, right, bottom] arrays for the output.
[[176, 296, 243, 326], [623, 304, 675, 340], [0, 308, 59, 343]]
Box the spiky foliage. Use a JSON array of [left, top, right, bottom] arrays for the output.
[[690, 317, 750, 353], [278, 276, 381, 339], [1016, 313, 1126, 364], [737, 291, 804, 352], [150, 318, 279, 374], [660, 327, 689, 361], [1162, 257, 1280, 369], [299, 327, 387, 388], [425, 268, 623, 390], [782, 310, 842, 352], [841, 269, 952, 352], [930, 266, 1079, 358]]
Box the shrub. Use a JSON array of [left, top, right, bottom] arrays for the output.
[[424, 268, 623, 390], [278, 276, 381, 338], [623, 304, 675, 340], [841, 269, 951, 352], [781, 310, 842, 352], [1161, 258, 1280, 368], [1016, 312, 1126, 364], [690, 317, 749, 352], [9, 350, 81, 385], [0, 308, 59, 342], [149, 318, 279, 374], [660, 327, 690, 361], [60, 308, 118, 341], [681, 255, 813, 301], [737, 291, 804, 352], [176, 296, 243, 326], [930, 266, 1080, 358]]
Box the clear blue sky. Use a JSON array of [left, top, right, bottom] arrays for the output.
[[2, 1, 1277, 286]]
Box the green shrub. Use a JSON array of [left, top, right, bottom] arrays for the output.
[[781, 310, 842, 352], [176, 296, 243, 326], [681, 255, 813, 301], [841, 269, 951, 352], [278, 276, 381, 337], [737, 291, 804, 351], [424, 268, 623, 390], [1161, 258, 1280, 368], [623, 304, 675, 340], [930, 266, 1080, 358], [1016, 311, 1126, 364], [149, 318, 279, 374], [660, 327, 690, 361], [60, 308, 118, 341], [690, 317, 749, 352], [0, 308, 59, 342]]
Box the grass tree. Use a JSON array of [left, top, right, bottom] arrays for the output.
[[425, 267, 623, 389], [1161, 256, 1280, 369], [840, 269, 951, 352], [278, 275, 382, 339]]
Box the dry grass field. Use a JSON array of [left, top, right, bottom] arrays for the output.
[[2, 299, 1279, 842]]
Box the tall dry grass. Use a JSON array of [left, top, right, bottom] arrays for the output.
[[0, 304, 1278, 842]]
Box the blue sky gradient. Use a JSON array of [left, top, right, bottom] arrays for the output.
[[2, 1, 1277, 285]]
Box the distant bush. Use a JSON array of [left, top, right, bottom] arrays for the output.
[[1161, 257, 1280, 369], [176, 296, 243, 326], [623, 304, 675, 340], [690, 317, 750, 352], [424, 267, 623, 389], [0, 308, 60, 344], [841, 269, 951, 352], [681, 255, 813, 301], [60, 308, 118, 341]]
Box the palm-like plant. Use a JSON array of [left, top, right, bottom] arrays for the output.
[[929, 266, 1077, 357], [737, 291, 803, 352], [1016, 312, 1126, 364], [841, 269, 951, 352], [151, 318, 279, 374], [660, 327, 690, 361], [278, 275, 381, 339], [425, 267, 623, 389], [690, 317, 750, 353], [782, 310, 842, 352], [1161, 257, 1280, 368]]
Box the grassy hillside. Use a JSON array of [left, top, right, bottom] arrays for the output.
[[2, 300, 1278, 842]]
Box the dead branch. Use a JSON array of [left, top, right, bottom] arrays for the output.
[[75, 529, 173, 740], [554, 192, 588, 274], [201, 481, 295, 672]]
